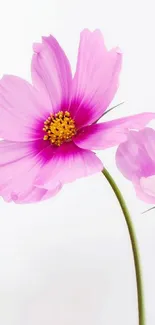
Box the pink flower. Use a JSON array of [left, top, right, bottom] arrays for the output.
[[116, 128, 155, 203], [0, 29, 154, 204]]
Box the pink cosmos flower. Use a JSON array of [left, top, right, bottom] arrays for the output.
[[0, 29, 154, 204], [116, 128, 155, 203]]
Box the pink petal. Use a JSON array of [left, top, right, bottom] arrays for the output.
[[116, 133, 149, 181], [74, 113, 155, 150], [35, 142, 103, 190], [0, 140, 57, 203], [132, 176, 155, 204], [141, 127, 155, 162], [140, 176, 155, 197], [31, 35, 72, 113], [116, 128, 155, 180], [0, 141, 39, 201], [115, 128, 155, 204], [69, 29, 122, 127], [0, 75, 50, 141], [12, 183, 62, 204]]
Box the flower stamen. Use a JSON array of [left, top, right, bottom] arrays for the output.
[[43, 111, 76, 146]]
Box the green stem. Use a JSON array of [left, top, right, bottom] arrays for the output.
[[102, 168, 145, 325]]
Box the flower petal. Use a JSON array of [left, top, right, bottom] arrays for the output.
[[74, 113, 155, 150], [35, 142, 103, 190], [141, 127, 155, 162], [140, 176, 155, 197], [31, 35, 72, 113], [131, 176, 155, 204], [0, 140, 57, 203], [69, 29, 122, 127], [12, 183, 62, 204], [0, 75, 50, 141], [116, 128, 155, 204], [116, 132, 154, 181], [0, 141, 38, 200]]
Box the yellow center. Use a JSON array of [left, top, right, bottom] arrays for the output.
[[43, 111, 76, 146]]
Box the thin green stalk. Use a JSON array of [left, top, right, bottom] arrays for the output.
[[102, 168, 145, 325]]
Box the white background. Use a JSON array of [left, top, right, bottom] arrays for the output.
[[0, 0, 155, 324]]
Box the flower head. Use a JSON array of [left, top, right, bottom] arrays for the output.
[[116, 127, 155, 203], [0, 29, 154, 203]]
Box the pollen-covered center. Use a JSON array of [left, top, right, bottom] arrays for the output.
[[43, 111, 76, 146]]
